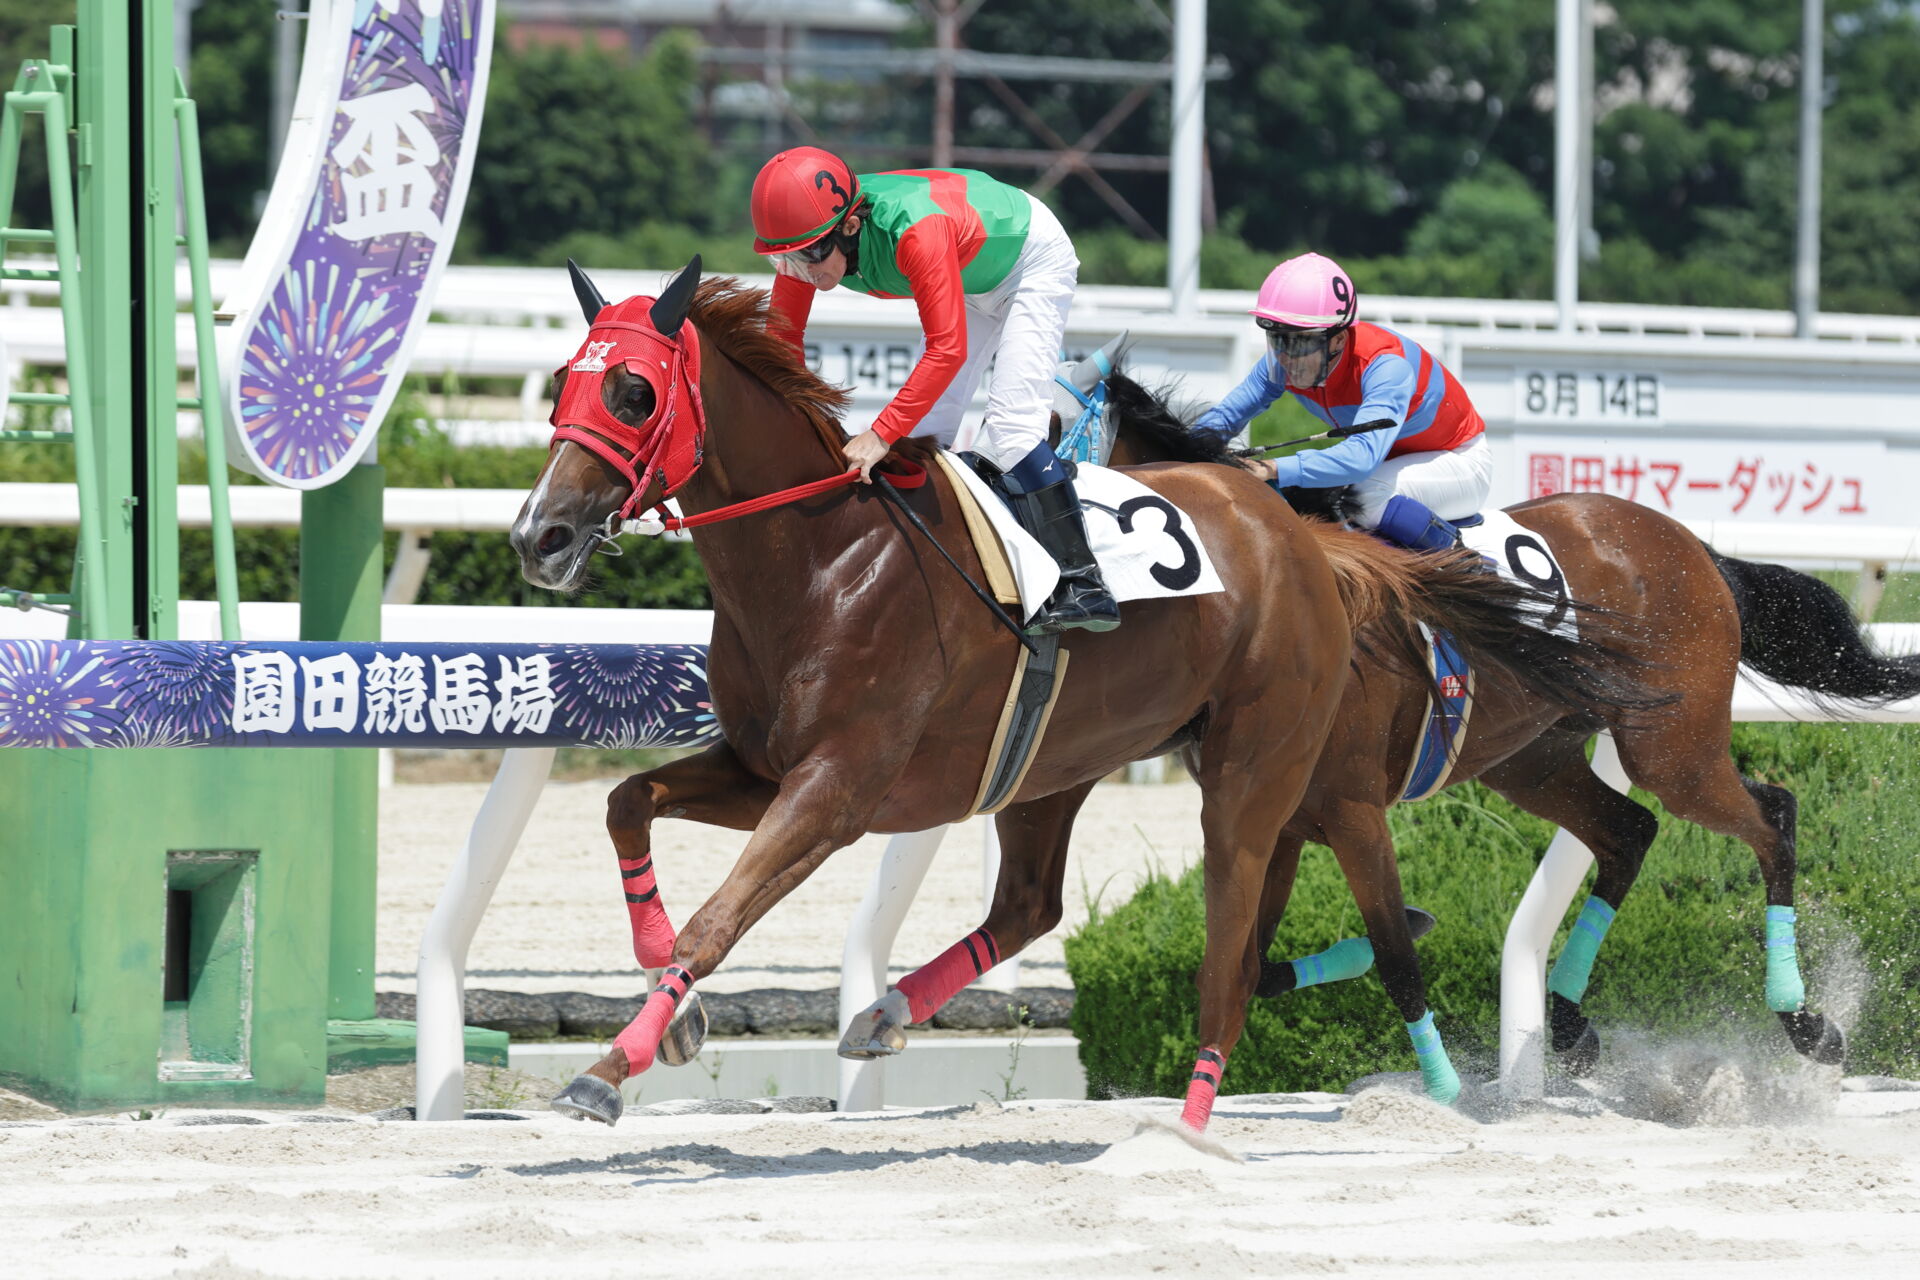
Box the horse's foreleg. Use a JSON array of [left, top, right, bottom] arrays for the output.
[[839, 781, 1097, 1060], [556, 759, 885, 1123], [1484, 733, 1660, 1076], [606, 740, 777, 970], [1252, 834, 1308, 997], [1317, 802, 1461, 1105]]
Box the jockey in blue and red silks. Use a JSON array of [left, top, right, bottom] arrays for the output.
[[1198, 252, 1493, 551]]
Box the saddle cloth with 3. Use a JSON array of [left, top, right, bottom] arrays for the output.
[[936, 451, 1225, 627]]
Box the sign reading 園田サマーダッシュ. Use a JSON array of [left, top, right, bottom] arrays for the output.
[[222, 0, 494, 489]]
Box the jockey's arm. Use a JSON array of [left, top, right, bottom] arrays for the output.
[[1269, 350, 1414, 490], [1269, 425, 1399, 489], [1195, 355, 1286, 439], [768, 273, 816, 355], [869, 219, 968, 445]]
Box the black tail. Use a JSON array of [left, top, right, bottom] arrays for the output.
[[1706, 547, 1920, 708]]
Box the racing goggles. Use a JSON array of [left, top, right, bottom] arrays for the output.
[[1256, 316, 1339, 359], [771, 230, 843, 270]]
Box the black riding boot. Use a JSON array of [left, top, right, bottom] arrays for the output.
[[1004, 475, 1121, 634]]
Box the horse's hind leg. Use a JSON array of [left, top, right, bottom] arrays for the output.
[[1616, 726, 1844, 1064], [839, 780, 1098, 1060], [1181, 753, 1325, 1131], [606, 739, 777, 969], [1482, 732, 1660, 1076]]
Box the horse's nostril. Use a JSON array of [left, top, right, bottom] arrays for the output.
[[537, 525, 573, 559]]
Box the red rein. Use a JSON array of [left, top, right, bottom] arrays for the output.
[[550, 302, 927, 535]]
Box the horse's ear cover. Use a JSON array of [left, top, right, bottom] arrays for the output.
[[568, 258, 608, 324], [651, 255, 703, 337]]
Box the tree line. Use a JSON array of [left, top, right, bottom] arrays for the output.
[[0, 0, 1915, 311]]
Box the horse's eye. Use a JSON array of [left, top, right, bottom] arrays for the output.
[[625, 382, 649, 404]]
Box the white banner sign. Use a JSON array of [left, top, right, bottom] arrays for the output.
[[1512, 436, 1888, 522], [1515, 370, 1664, 426]]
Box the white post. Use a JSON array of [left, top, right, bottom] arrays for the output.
[[836, 827, 950, 1112], [415, 745, 556, 1121], [1497, 733, 1628, 1101], [1552, 0, 1582, 331], [1795, 0, 1825, 338], [977, 820, 1022, 992], [1166, 0, 1206, 316]]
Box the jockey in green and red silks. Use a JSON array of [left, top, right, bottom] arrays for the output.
[[749, 147, 1118, 635]]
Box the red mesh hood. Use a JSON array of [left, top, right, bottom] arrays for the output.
[[549, 295, 706, 516]]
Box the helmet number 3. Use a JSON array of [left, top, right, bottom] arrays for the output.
[[814, 170, 851, 215]]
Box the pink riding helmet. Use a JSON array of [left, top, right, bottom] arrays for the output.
[[1250, 252, 1358, 330]]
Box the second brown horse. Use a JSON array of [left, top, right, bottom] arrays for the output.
[[1105, 371, 1919, 1088]]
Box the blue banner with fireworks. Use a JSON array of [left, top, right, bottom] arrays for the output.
[[224, 0, 495, 488], [0, 640, 718, 751]]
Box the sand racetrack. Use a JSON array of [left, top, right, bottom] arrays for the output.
[[6, 1087, 1920, 1277], [10, 779, 1920, 1276]]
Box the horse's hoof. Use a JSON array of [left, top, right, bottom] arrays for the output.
[[1783, 1011, 1847, 1066], [838, 989, 911, 1061], [657, 990, 709, 1068], [1405, 905, 1438, 941], [551, 1074, 623, 1126], [1559, 1022, 1601, 1077]]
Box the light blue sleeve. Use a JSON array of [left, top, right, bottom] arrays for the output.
[[1270, 350, 1414, 490], [1270, 428, 1398, 489], [1194, 355, 1286, 440]]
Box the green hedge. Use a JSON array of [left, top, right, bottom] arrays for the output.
[[1065, 722, 1920, 1098]]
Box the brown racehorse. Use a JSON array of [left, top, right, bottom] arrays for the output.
[[509, 261, 1658, 1128], [1103, 371, 1920, 1085]]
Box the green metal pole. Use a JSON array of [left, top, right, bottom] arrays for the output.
[[75, 0, 137, 639], [301, 465, 385, 1022], [136, 0, 179, 640], [174, 81, 239, 641], [34, 81, 111, 638]]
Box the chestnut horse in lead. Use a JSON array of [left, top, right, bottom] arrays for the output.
[[511, 260, 1647, 1127]]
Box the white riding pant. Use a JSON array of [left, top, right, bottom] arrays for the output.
[[907, 193, 1078, 472], [1349, 435, 1494, 526]]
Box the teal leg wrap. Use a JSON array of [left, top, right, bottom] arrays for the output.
[[1547, 895, 1616, 1003], [1406, 1011, 1461, 1105], [1290, 935, 1375, 989], [1765, 905, 1807, 1012]]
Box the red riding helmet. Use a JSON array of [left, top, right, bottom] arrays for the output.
[[751, 147, 861, 255]]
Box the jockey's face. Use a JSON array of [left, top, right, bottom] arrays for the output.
[[771, 215, 860, 291], [1263, 323, 1347, 389]]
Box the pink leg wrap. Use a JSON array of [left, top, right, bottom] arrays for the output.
[[620, 855, 677, 969], [1181, 1047, 1227, 1132], [895, 927, 1000, 1025], [612, 964, 693, 1075]]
